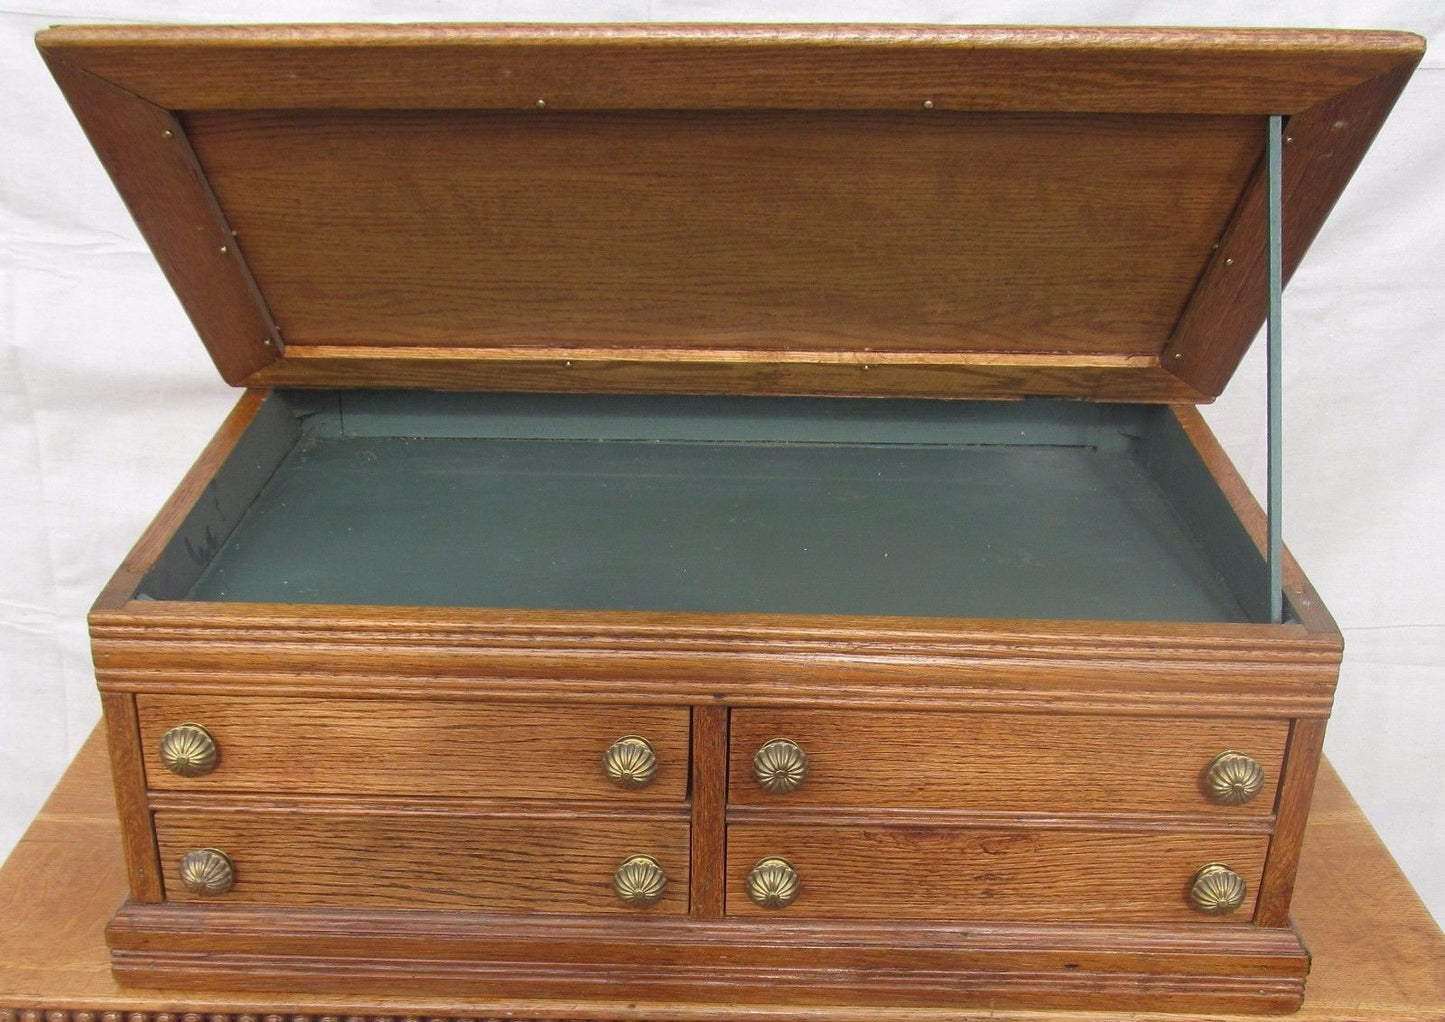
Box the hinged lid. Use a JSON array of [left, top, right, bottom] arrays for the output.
[[38, 24, 1422, 401]]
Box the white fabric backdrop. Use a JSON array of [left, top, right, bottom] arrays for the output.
[[2, 0, 1441, 928]]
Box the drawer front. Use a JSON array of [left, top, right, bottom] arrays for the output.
[[138, 696, 689, 801], [730, 710, 1287, 814], [727, 823, 1267, 923], [156, 810, 689, 914]]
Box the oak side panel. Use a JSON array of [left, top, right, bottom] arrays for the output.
[[1170, 405, 1341, 638], [154, 810, 689, 915], [726, 823, 1269, 923], [136, 696, 689, 802], [1256, 718, 1329, 927], [90, 390, 270, 612], [1165, 57, 1422, 395], [730, 709, 1287, 815], [688, 705, 727, 919], [98, 691, 162, 903], [39, 53, 281, 384]]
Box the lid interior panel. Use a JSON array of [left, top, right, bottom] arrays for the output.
[[37, 24, 1425, 399], [182, 109, 1263, 356]]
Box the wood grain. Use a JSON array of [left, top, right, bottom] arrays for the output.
[[729, 709, 1288, 815], [35, 26, 1422, 400], [90, 391, 270, 613], [247, 348, 1209, 401], [1171, 404, 1341, 638], [687, 706, 727, 919], [97, 692, 161, 903], [38, 55, 281, 384], [726, 822, 1268, 923], [36, 25, 1420, 113], [1256, 718, 1328, 926], [90, 600, 1343, 718], [10, 730, 1445, 1017], [135, 695, 689, 802], [107, 900, 1310, 979], [182, 109, 1256, 362], [153, 809, 689, 915], [1164, 57, 1423, 395], [12, 21, 1429, 1010]]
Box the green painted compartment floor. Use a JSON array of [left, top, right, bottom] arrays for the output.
[[186, 434, 1248, 622]]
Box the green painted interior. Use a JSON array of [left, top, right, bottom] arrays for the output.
[[138, 395, 301, 601], [142, 391, 1276, 623]]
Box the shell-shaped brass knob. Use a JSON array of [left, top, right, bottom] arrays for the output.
[[178, 848, 234, 896], [1190, 863, 1247, 916], [745, 856, 801, 909], [1204, 751, 1265, 806], [602, 735, 658, 790], [158, 723, 218, 777], [612, 854, 668, 907], [752, 738, 809, 794]]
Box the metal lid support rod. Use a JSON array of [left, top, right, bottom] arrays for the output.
[[1267, 114, 1285, 624]]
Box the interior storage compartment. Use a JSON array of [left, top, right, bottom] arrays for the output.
[[138, 390, 1272, 623]]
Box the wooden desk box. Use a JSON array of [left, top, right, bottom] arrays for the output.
[[36, 23, 1426, 1017]]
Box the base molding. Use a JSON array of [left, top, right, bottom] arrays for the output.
[[107, 903, 1310, 1016]]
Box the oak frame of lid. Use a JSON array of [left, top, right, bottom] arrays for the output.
[[34, 25, 1424, 400]]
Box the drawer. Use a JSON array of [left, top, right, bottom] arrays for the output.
[[138, 695, 689, 801], [155, 809, 689, 914], [730, 710, 1287, 814], [726, 822, 1267, 923]]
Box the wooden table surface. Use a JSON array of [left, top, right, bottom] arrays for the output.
[[1, 728, 1441, 1022]]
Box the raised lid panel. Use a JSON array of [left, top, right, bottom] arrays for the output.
[[181, 109, 1260, 358], [38, 25, 1424, 399]]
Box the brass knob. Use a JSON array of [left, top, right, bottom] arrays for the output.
[[1190, 863, 1247, 916], [602, 735, 658, 790], [178, 848, 234, 896], [1204, 751, 1265, 806], [752, 738, 809, 794], [612, 854, 668, 907], [158, 723, 218, 777], [746, 856, 801, 909]]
